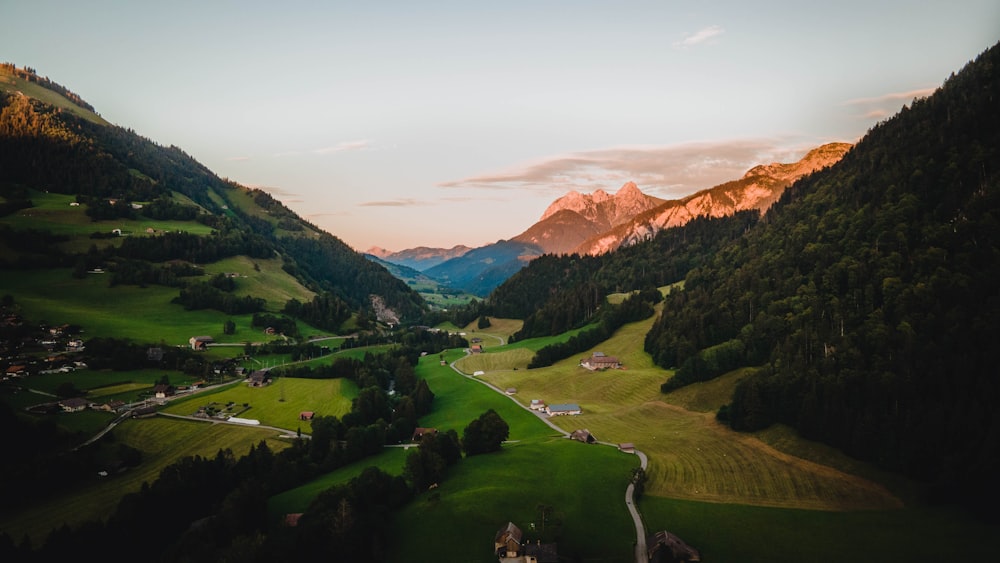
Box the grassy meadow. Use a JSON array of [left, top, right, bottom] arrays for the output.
[[0, 267, 319, 346], [161, 376, 359, 431], [0, 416, 291, 543], [477, 309, 902, 512]]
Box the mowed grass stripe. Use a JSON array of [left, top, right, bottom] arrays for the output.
[[1, 417, 290, 542], [480, 310, 902, 511], [162, 377, 358, 432]]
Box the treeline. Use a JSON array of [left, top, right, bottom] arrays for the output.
[[486, 210, 760, 328], [173, 279, 266, 315], [0, 63, 96, 112], [114, 230, 274, 263], [279, 235, 425, 322], [527, 288, 662, 368], [282, 293, 353, 333], [647, 41, 1000, 516]]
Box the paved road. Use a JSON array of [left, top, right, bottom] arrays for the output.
[[449, 353, 649, 561], [157, 411, 307, 438]]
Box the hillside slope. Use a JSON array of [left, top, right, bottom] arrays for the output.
[[0, 64, 426, 327], [642, 41, 1000, 515]]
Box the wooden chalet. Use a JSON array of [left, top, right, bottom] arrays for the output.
[[647, 530, 701, 562], [494, 521, 523, 559], [580, 351, 621, 371]]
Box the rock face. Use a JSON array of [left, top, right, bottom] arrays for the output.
[[511, 181, 667, 254], [571, 142, 852, 255]]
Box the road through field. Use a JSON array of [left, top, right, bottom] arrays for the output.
[[450, 350, 651, 562]]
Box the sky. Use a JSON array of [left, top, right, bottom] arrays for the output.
[[3, 1, 998, 251]]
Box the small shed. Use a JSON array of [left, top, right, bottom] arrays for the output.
[[299, 411, 315, 420], [189, 335, 213, 350], [570, 429, 596, 444], [619, 442, 636, 454]]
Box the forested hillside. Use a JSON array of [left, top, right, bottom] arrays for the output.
[[0, 66, 425, 323], [482, 41, 1000, 516], [642, 42, 1000, 513]]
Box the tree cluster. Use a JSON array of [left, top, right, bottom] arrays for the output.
[[527, 288, 661, 369]]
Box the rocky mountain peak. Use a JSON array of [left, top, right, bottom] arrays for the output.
[[573, 142, 852, 256]]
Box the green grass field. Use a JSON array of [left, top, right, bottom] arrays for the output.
[[0, 69, 108, 125], [0, 416, 292, 543], [478, 310, 901, 512], [162, 377, 359, 431], [0, 268, 313, 346]]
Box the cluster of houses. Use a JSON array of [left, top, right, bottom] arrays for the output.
[[1, 316, 90, 380]]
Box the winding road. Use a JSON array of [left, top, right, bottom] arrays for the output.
[[449, 350, 650, 562]]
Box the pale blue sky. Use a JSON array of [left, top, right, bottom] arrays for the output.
[[3, 1, 998, 250]]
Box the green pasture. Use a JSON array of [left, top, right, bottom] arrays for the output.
[[201, 255, 315, 310], [388, 438, 639, 563], [0, 269, 300, 346], [268, 446, 410, 517], [0, 190, 216, 238], [0, 70, 108, 125], [46, 407, 116, 437], [0, 416, 291, 544], [21, 368, 192, 396], [414, 351, 556, 441], [267, 350, 641, 560], [478, 312, 902, 512], [638, 496, 995, 562], [162, 377, 359, 431]]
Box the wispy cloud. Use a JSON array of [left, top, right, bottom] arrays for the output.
[[674, 25, 725, 48], [843, 87, 937, 121], [246, 184, 302, 202], [314, 140, 373, 154], [439, 139, 815, 199], [842, 88, 937, 106], [359, 198, 429, 208], [227, 156, 251, 162]]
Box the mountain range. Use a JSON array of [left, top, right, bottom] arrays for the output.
[[377, 142, 851, 296]]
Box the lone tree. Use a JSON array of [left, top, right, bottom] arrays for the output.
[[462, 409, 509, 456]]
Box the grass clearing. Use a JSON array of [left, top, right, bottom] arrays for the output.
[[0, 269, 298, 346], [478, 312, 902, 512], [388, 438, 639, 563], [639, 496, 996, 563], [0, 416, 291, 543], [162, 377, 359, 431]]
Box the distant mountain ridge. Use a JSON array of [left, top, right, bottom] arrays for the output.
[[392, 144, 850, 296], [365, 244, 473, 271], [572, 143, 852, 255]]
